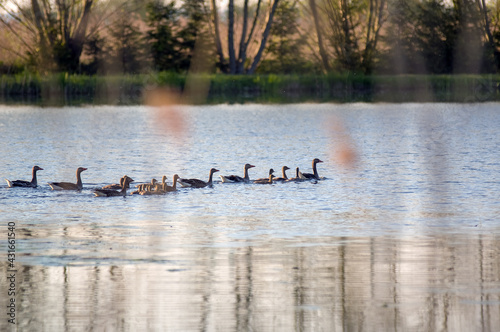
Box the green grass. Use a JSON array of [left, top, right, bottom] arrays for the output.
[[1, 72, 499, 105]]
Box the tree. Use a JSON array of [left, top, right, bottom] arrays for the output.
[[309, 0, 331, 72], [484, 0, 500, 72], [383, 0, 457, 74], [107, 10, 145, 74], [247, 0, 280, 73], [314, 0, 387, 74], [177, 0, 212, 72], [209, 0, 226, 72], [477, 0, 500, 71], [452, 0, 489, 73], [81, 33, 105, 75], [259, 0, 310, 73], [146, 0, 181, 72], [0, 0, 95, 73], [209, 0, 281, 74]]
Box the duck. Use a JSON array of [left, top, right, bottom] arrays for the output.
[[220, 163, 255, 183], [102, 175, 132, 190], [163, 174, 179, 192], [48, 167, 87, 190], [179, 168, 219, 188], [301, 158, 323, 180], [273, 166, 290, 182], [286, 167, 307, 182], [5, 165, 43, 188], [254, 169, 275, 184], [94, 176, 134, 197]]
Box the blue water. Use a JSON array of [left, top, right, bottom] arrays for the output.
[[1, 103, 500, 331]]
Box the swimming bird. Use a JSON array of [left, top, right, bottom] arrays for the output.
[[149, 178, 158, 190], [220, 163, 255, 183], [140, 178, 165, 195], [286, 167, 307, 182], [48, 167, 87, 190], [163, 174, 179, 192], [179, 168, 219, 188], [94, 176, 134, 197], [273, 166, 290, 182], [301, 158, 323, 180], [252, 168, 274, 183], [140, 186, 164, 195], [130, 184, 146, 195], [5, 165, 43, 188], [102, 176, 132, 190], [254, 169, 275, 184]]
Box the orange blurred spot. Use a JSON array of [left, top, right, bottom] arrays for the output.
[[144, 87, 186, 138], [336, 143, 357, 167], [329, 117, 358, 168]]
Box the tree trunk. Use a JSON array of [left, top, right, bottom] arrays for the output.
[[237, 0, 249, 74], [241, 0, 262, 73], [248, 0, 280, 74], [210, 0, 226, 72], [228, 0, 236, 74], [309, 0, 331, 72], [69, 0, 93, 72], [30, 0, 93, 72], [31, 0, 49, 58]]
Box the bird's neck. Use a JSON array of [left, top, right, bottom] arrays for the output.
[[31, 169, 38, 185], [76, 171, 83, 187]]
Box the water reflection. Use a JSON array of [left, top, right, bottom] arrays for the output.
[[2, 233, 499, 331], [2, 103, 500, 330]]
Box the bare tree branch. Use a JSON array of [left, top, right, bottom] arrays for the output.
[[248, 0, 280, 74]]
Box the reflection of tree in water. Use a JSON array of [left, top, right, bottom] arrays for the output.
[[2, 234, 500, 330]]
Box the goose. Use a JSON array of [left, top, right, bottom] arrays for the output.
[[160, 175, 168, 191], [286, 167, 307, 182], [102, 175, 132, 190], [163, 174, 179, 192], [273, 166, 290, 182], [253, 168, 274, 183], [137, 178, 158, 192], [130, 184, 146, 195], [220, 163, 255, 183], [48, 167, 87, 190], [301, 158, 323, 180], [140, 185, 164, 195], [140, 178, 165, 195], [94, 176, 134, 197], [254, 169, 275, 184], [149, 178, 158, 190], [179, 168, 219, 188], [5, 165, 43, 188]]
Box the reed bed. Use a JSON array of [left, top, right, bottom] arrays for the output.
[[1, 72, 499, 105]]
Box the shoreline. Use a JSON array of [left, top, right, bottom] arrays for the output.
[[1, 73, 499, 105]]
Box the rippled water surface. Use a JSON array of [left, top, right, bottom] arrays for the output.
[[1, 103, 500, 331]]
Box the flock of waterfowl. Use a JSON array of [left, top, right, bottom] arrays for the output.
[[5, 158, 324, 197]]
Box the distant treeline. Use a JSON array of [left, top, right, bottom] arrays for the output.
[[1, 73, 499, 105], [1, 0, 500, 77]]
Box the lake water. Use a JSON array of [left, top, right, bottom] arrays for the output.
[[1, 103, 500, 331]]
